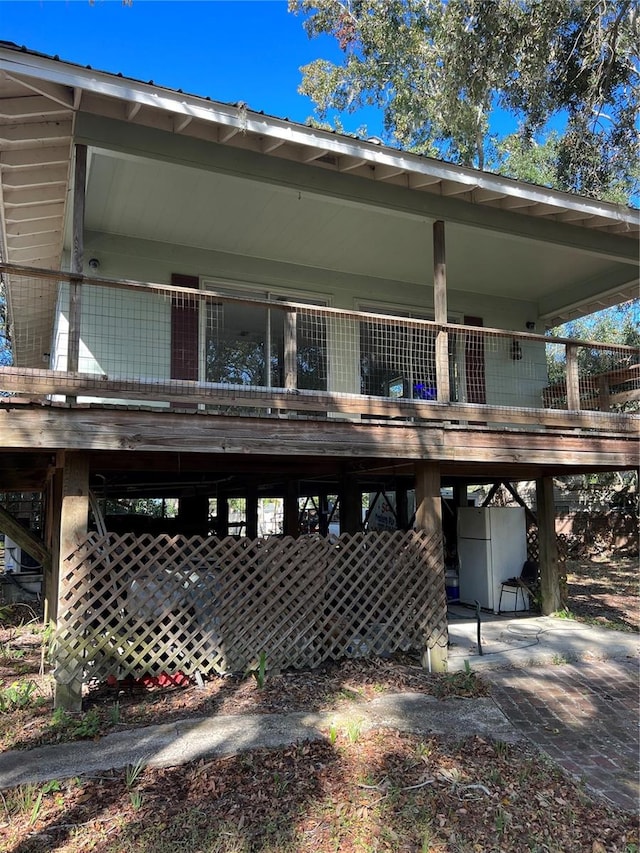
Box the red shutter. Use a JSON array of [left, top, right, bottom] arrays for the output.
[[464, 315, 486, 405], [171, 273, 199, 409], [171, 273, 199, 381]]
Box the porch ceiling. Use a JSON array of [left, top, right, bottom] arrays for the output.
[[81, 149, 626, 310]]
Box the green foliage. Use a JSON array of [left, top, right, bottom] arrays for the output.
[[547, 301, 640, 409], [290, 0, 639, 201], [435, 659, 485, 698], [125, 758, 146, 789], [246, 651, 268, 689], [29, 780, 61, 826], [129, 789, 144, 810], [49, 707, 101, 739], [0, 679, 36, 712]]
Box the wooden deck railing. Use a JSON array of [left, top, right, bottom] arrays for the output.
[[1, 263, 638, 433]]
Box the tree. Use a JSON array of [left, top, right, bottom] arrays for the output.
[[547, 301, 639, 535], [289, 0, 639, 202], [546, 300, 639, 397]]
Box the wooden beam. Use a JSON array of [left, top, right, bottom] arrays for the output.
[[44, 465, 63, 626], [340, 474, 362, 535], [0, 504, 51, 572], [566, 344, 580, 411], [76, 113, 640, 266], [536, 476, 562, 616], [414, 460, 446, 672], [54, 451, 90, 711], [68, 144, 86, 377], [502, 481, 537, 527], [4, 74, 75, 109], [0, 405, 636, 471], [246, 481, 258, 539], [433, 220, 447, 325], [284, 480, 299, 538], [2, 367, 636, 434], [433, 220, 450, 403], [284, 310, 297, 390], [215, 489, 229, 537], [414, 461, 441, 534]]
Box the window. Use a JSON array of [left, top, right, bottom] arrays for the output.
[[202, 283, 328, 391], [359, 303, 437, 400]]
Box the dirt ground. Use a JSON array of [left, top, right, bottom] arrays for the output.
[[565, 555, 638, 633], [0, 554, 637, 852]]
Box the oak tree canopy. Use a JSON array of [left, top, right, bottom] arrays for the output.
[[289, 0, 639, 202]]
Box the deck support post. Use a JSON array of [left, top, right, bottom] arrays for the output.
[[284, 310, 297, 390], [318, 491, 329, 537], [415, 461, 447, 672], [68, 144, 87, 393], [536, 476, 562, 615], [54, 451, 90, 712], [284, 480, 299, 537], [395, 480, 409, 531], [44, 464, 63, 625], [178, 495, 209, 537], [566, 344, 581, 411], [215, 491, 229, 538], [433, 220, 450, 403], [340, 475, 361, 535], [246, 481, 258, 539]]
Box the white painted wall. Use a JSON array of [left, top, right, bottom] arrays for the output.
[[50, 230, 548, 409]]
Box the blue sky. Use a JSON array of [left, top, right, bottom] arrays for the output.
[[0, 0, 383, 133]]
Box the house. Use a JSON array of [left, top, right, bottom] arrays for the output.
[[0, 43, 637, 709]]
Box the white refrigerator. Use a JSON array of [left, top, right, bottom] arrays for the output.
[[457, 507, 528, 613]]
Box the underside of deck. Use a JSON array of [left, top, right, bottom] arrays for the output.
[[1, 400, 637, 495]]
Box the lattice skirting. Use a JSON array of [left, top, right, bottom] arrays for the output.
[[52, 530, 447, 686]]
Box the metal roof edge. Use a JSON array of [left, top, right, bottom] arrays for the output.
[[1, 42, 638, 229]]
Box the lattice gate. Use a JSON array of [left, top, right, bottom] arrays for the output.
[[52, 530, 447, 688]]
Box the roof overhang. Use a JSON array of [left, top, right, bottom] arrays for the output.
[[0, 42, 638, 366]]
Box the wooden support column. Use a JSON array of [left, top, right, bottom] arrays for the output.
[[415, 460, 447, 672], [68, 144, 87, 382], [318, 491, 329, 537], [597, 373, 611, 412], [433, 220, 450, 403], [454, 483, 468, 508], [284, 480, 299, 538], [178, 495, 209, 537], [395, 480, 409, 531], [55, 451, 90, 711], [536, 477, 562, 615], [44, 466, 63, 625], [415, 461, 441, 533], [566, 344, 581, 411], [284, 310, 297, 390], [215, 491, 229, 538], [340, 475, 361, 535], [246, 482, 258, 539], [0, 505, 51, 573]]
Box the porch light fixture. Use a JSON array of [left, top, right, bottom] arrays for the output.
[[510, 339, 523, 360]]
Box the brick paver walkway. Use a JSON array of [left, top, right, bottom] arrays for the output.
[[482, 658, 639, 813]]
